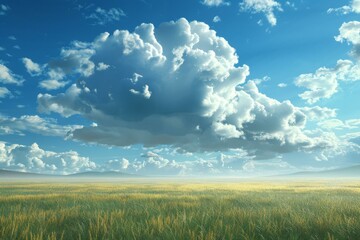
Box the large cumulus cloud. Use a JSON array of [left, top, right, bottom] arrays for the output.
[[37, 18, 334, 159]]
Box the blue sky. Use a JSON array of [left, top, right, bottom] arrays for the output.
[[0, 0, 360, 176]]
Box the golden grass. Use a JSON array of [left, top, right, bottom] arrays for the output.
[[0, 181, 360, 239]]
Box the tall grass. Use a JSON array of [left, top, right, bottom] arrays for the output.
[[0, 181, 360, 239]]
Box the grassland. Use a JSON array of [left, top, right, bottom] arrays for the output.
[[0, 180, 360, 240]]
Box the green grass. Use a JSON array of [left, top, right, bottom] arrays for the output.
[[0, 181, 360, 240]]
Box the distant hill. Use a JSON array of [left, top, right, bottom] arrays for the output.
[[67, 171, 139, 178], [0, 169, 140, 179], [0, 169, 51, 178], [289, 165, 360, 178]]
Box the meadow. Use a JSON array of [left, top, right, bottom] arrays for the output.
[[0, 180, 360, 240]]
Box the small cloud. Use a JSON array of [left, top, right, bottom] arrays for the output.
[[0, 4, 10, 16], [121, 158, 130, 169], [143, 85, 152, 99], [0, 114, 82, 137], [295, 59, 360, 104], [318, 119, 349, 130], [86, 7, 126, 25], [130, 73, 143, 84], [277, 83, 287, 88], [252, 75, 271, 85], [0, 87, 11, 98], [202, 0, 230, 7], [96, 62, 110, 71], [39, 79, 69, 90], [129, 85, 152, 99], [13, 45, 20, 50], [285, 1, 296, 10], [299, 106, 337, 121], [0, 63, 24, 85], [239, 0, 283, 26], [0, 46, 5, 51], [22, 57, 42, 76], [335, 21, 360, 59], [8, 35, 16, 41], [213, 16, 221, 23], [327, 0, 360, 15]]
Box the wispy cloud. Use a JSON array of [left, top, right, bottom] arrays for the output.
[[0, 63, 24, 86], [22, 57, 43, 76], [327, 0, 360, 15], [0, 4, 10, 16], [39, 79, 69, 90], [213, 16, 221, 22], [239, 0, 282, 26], [0, 87, 11, 98], [86, 7, 126, 25], [201, 0, 230, 7], [0, 115, 82, 137]]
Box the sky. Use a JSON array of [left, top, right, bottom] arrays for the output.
[[0, 0, 360, 176]]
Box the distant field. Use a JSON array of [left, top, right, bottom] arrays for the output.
[[0, 180, 360, 240]]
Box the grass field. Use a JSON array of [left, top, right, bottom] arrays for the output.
[[0, 180, 360, 240]]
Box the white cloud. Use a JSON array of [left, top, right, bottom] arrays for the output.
[[318, 118, 360, 130], [24, 46, 96, 91], [48, 47, 95, 77], [37, 18, 337, 160], [102, 149, 300, 176], [242, 158, 294, 173], [299, 106, 337, 121], [295, 59, 360, 104], [277, 83, 287, 88], [129, 85, 151, 99], [335, 21, 360, 59], [0, 115, 82, 137], [0, 4, 10, 16], [0, 87, 11, 98], [295, 22, 360, 104], [327, 0, 360, 15], [96, 62, 110, 71], [336, 21, 360, 44], [105, 158, 130, 170], [0, 142, 96, 174], [252, 75, 270, 85], [39, 79, 69, 90], [212, 121, 243, 138], [285, 1, 296, 10], [86, 7, 126, 25], [0, 64, 24, 85], [202, 0, 230, 7], [121, 158, 130, 169], [22, 57, 42, 76], [239, 0, 282, 26], [213, 16, 221, 23]]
